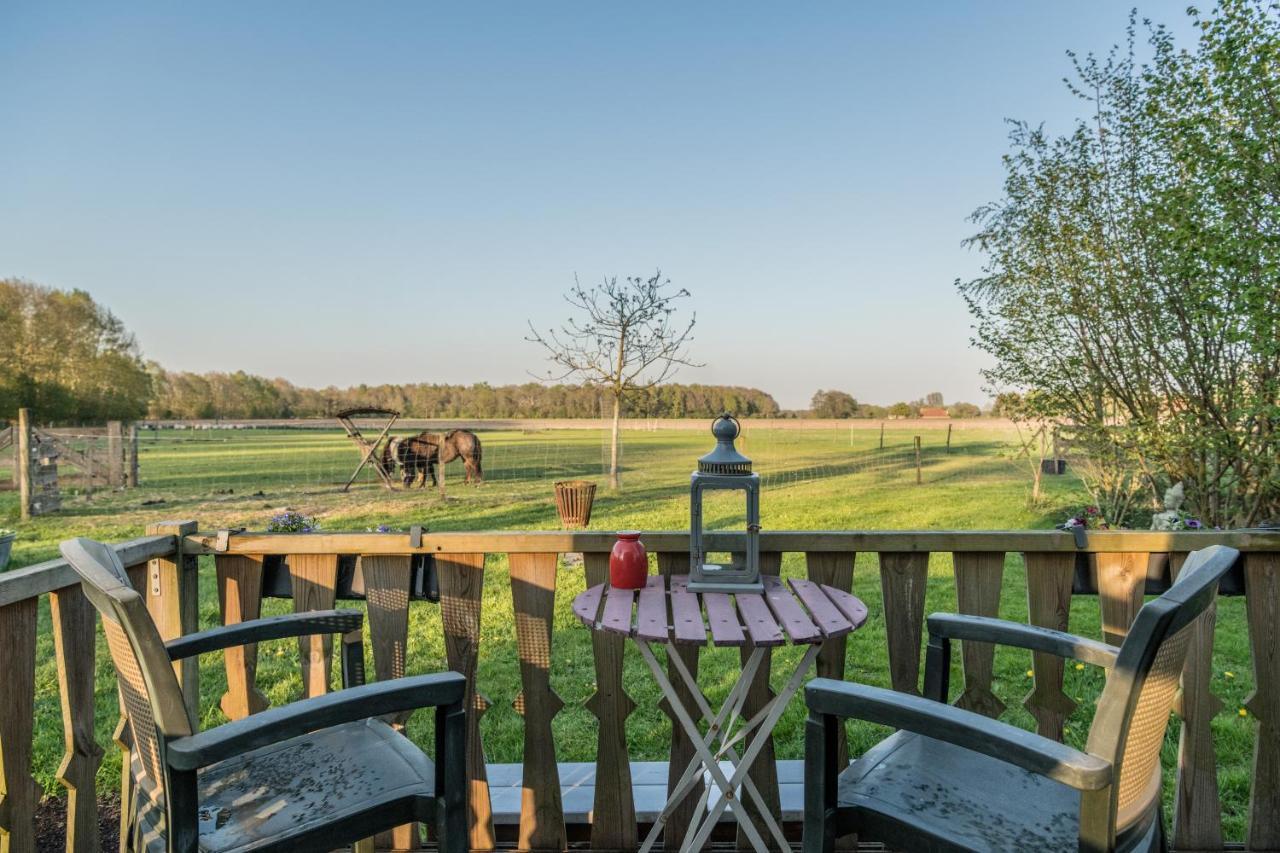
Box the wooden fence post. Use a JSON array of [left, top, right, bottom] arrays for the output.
[[145, 521, 200, 721], [914, 436, 922, 485], [879, 421, 885, 450], [0, 597, 41, 853], [946, 423, 953, 453], [107, 421, 123, 488], [126, 423, 139, 487], [16, 408, 30, 522]]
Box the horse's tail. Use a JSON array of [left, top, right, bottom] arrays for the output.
[[382, 436, 401, 472]]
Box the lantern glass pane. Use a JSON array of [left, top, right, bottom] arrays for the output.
[[698, 489, 748, 533]]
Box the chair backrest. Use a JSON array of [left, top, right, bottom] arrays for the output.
[[1085, 544, 1238, 830], [60, 538, 193, 806]]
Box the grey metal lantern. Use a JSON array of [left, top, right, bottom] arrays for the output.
[[688, 413, 763, 593]]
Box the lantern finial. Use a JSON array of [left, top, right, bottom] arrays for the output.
[[698, 413, 751, 475]]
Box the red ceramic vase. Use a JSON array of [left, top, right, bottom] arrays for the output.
[[610, 532, 648, 589]]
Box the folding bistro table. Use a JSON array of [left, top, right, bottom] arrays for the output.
[[572, 574, 868, 853]]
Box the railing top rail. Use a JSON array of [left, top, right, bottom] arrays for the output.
[[5, 528, 1274, 608], [0, 534, 176, 607], [181, 528, 1280, 556]]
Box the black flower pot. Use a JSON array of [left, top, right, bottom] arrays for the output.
[[261, 553, 438, 601]]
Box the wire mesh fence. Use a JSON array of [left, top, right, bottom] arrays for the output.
[[111, 421, 1019, 500]]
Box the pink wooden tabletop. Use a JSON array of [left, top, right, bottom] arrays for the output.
[[572, 574, 869, 648]]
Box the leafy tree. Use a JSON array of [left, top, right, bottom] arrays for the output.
[[887, 402, 914, 419], [528, 271, 699, 489], [989, 392, 1022, 418], [810, 389, 859, 419], [0, 279, 150, 422], [948, 402, 981, 419], [924, 391, 944, 407], [958, 0, 1280, 527]]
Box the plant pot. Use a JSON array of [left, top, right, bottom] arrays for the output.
[[555, 480, 597, 529], [610, 532, 648, 589], [1070, 551, 1173, 595], [0, 534, 13, 571]]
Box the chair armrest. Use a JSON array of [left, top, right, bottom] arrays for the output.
[[805, 678, 1112, 791], [164, 611, 364, 660], [166, 671, 466, 771], [927, 613, 1120, 668]]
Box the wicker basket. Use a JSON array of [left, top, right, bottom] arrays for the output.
[[554, 480, 597, 529]]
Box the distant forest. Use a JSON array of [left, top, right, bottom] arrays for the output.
[[148, 370, 782, 420], [2, 278, 983, 424]]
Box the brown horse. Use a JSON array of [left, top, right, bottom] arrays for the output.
[[383, 430, 483, 488]]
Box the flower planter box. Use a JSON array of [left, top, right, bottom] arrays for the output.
[[261, 553, 439, 601]]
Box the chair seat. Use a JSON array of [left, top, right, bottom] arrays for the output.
[[199, 718, 435, 851], [837, 730, 1080, 853], [138, 718, 436, 852]]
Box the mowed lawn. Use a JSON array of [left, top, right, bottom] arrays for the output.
[[0, 424, 1260, 840]]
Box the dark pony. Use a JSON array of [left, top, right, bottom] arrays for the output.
[[382, 430, 483, 488]]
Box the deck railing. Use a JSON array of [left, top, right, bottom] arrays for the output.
[[0, 525, 1277, 852]]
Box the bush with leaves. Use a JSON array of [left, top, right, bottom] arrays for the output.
[[958, 0, 1280, 527]]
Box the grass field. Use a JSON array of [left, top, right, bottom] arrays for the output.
[[0, 423, 1260, 840]]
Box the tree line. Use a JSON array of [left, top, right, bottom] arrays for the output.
[[148, 371, 781, 421], [809, 389, 984, 420]]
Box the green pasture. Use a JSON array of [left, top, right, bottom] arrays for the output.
[[0, 425, 1259, 840]]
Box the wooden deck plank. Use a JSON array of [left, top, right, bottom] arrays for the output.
[[703, 592, 747, 646], [787, 578, 852, 639], [600, 585, 636, 637], [668, 575, 708, 645], [762, 575, 822, 643], [822, 584, 869, 632], [635, 576, 669, 641], [735, 591, 785, 647], [485, 760, 811, 825], [572, 583, 605, 629]]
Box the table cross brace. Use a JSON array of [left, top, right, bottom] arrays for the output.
[[634, 638, 822, 853]]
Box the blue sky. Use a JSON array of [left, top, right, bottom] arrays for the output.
[[0, 2, 1197, 410]]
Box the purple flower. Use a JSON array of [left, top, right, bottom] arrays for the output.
[[1185, 518, 1202, 529], [376, 524, 391, 533]]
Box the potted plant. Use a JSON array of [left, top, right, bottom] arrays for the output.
[[261, 511, 319, 598], [0, 528, 15, 571], [1062, 505, 1181, 594]]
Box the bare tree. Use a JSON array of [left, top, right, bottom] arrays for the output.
[[528, 271, 699, 489]]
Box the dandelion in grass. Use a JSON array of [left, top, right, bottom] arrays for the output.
[[1225, 671, 1235, 679], [1240, 708, 1249, 718], [1075, 663, 1084, 671], [1025, 669, 1034, 678]]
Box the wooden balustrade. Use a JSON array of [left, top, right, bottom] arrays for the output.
[[1, 526, 1279, 852]]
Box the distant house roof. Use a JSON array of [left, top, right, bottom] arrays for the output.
[[919, 407, 949, 418]]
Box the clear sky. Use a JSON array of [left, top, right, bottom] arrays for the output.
[[0, 2, 1197, 410]]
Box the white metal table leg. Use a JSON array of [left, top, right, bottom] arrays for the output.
[[634, 640, 773, 853], [665, 644, 789, 849], [677, 643, 823, 853], [636, 645, 765, 853]]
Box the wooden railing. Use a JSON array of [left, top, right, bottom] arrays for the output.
[[1, 525, 1278, 852]]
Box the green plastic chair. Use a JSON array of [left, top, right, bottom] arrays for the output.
[[804, 544, 1238, 853], [61, 537, 468, 853]]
